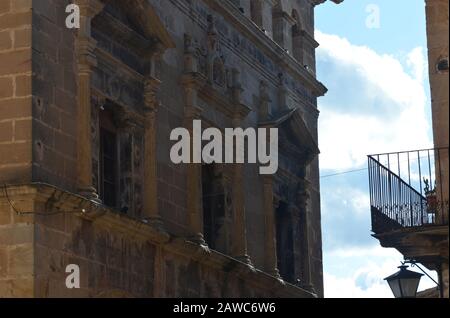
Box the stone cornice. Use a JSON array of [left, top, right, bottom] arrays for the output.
[[298, 30, 320, 49], [170, 0, 327, 97], [91, 87, 146, 125], [95, 47, 145, 80], [203, 0, 328, 97], [94, 10, 157, 57]]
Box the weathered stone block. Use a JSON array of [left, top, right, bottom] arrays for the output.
[[0, 121, 12, 143], [0, 278, 33, 297], [0, 0, 10, 15], [0, 76, 13, 98], [0, 49, 31, 75], [54, 132, 76, 159], [13, 28, 31, 49], [8, 243, 33, 276], [0, 246, 7, 276], [13, 119, 31, 141], [11, 0, 32, 12], [0, 30, 12, 51], [0, 11, 31, 31], [0, 97, 31, 119], [0, 141, 32, 165], [0, 224, 33, 246], [14, 74, 31, 97], [0, 164, 31, 183]]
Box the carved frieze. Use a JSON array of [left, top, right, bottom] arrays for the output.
[[92, 59, 144, 113]]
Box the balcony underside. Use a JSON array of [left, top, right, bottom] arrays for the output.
[[373, 225, 449, 271]]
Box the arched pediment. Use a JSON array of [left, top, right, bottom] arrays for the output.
[[259, 108, 319, 164]]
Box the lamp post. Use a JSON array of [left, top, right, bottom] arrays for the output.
[[384, 265, 423, 298]]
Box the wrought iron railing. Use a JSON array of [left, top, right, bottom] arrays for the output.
[[368, 147, 449, 234]]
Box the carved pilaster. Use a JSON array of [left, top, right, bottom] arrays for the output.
[[297, 178, 314, 293], [272, 8, 296, 54], [278, 73, 289, 111], [292, 25, 304, 64], [229, 70, 252, 265], [181, 72, 206, 245], [250, 0, 277, 37], [259, 80, 271, 120], [75, 0, 104, 200], [143, 77, 163, 229], [263, 176, 281, 279]]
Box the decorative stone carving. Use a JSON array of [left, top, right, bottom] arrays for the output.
[[278, 72, 289, 111], [262, 175, 282, 279], [295, 177, 314, 293], [259, 80, 271, 120], [206, 15, 227, 89], [213, 57, 226, 86], [143, 75, 164, 229]]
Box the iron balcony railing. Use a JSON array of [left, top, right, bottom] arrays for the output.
[[368, 147, 449, 234]]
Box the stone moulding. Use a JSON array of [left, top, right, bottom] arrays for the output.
[[169, 0, 327, 97], [199, 0, 328, 96], [0, 183, 316, 298]]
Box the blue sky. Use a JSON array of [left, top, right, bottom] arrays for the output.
[[316, 0, 437, 297]]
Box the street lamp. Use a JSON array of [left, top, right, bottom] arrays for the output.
[[384, 265, 423, 298]]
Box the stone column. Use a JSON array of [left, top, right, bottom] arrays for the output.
[[181, 34, 207, 245], [181, 76, 205, 245], [292, 26, 304, 65], [143, 77, 163, 228], [259, 81, 271, 120], [272, 9, 296, 54], [263, 176, 280, 278], [229, 70, 252, 265], [277, 73, 288, 112], [298, 178, 314, 292], [230, 119, 251, 265], [250, 0, 277, 38], [75, 0, 104, 200]]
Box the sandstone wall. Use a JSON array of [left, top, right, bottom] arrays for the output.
[[1, 0, 326, 298], [0, 0, 32, 184]]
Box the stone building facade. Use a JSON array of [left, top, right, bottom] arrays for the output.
[[0, 0, 340, 297]]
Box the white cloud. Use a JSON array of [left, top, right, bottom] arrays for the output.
[[316, 31, 432, 171], [324, 271, 393, 298], [328, 246, 401, 259], [317, 31, 438, 299], [323, 186, 369, 217], [407, 47, 427, 84], [324, 246, 439, 298]]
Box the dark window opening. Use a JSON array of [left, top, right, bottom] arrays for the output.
[[276, 201, 295, 283], [99, 109, 118, 208], [202, 164, 226, 251]]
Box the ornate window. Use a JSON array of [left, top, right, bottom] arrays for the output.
[[92, 99, 144, 217], [99, 108, 119, 208]]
